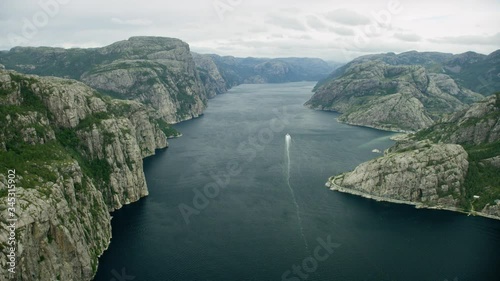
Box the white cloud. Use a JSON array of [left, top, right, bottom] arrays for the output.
[[394, 32, 422, 42], [266, 15, 307, 31], [329, 26, 355, 36], [429, 33, 500, 46], [306, 15, 328, 31], [325, 9, 371, 26], [110, 18, 153, 26]]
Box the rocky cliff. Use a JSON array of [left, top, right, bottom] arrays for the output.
[[326, 94, 500, 220], [0, 37, 207, 123], [306, 60, 483, 132], [0, 69, 168, 280], [192, 53, 228, 98], [413, 94, 500, 145], [328, 141, 469, 209]]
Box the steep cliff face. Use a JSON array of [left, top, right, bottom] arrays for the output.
[[0, 69, 168, 280], [0, 37, 207, 123], [80, 37, 207, 123], [306, 61, 483, 132], [192, 53, 228, 98], [326, 94, 500, 220], [0, 162, 111, 281]]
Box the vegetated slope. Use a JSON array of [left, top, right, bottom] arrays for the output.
[[328, 93, 500, 219], [0, 69, 171, 280]]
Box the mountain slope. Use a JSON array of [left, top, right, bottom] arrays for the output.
[[306, 60, 483, 132], [0, 37, 207, 123], [327, 93, 500, 220], [0, 69, 169, 280], [315, 50, 499, 96]]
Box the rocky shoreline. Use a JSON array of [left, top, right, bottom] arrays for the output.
[[327, 180, 500, 221]]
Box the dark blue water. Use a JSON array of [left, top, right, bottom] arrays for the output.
[[94, 82, 500, 281]]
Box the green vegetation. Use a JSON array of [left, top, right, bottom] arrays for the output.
[[0, 141, 70, 192], [460, 142, 500, 211], [54, 127, 113, 190], [47, 232, 54, 244], [156, 119, 180, 137], [76, 112, 110, 130], [409, 93, 500, 214]]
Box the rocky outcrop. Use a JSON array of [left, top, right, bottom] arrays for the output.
[[0, 162, 111, 281], [415, 94, 500, 145], [0, 69, 168, 280], [328, 141, 469, 208], [325, 94, 500, 220], [306, 61, 483, 132], [0, 37, 208, 123]]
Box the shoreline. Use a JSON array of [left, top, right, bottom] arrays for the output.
[[305, 106, 416, 134], [326, 181, 500, 221]]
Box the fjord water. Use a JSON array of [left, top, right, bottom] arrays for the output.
[[95, 82, 500, 281]]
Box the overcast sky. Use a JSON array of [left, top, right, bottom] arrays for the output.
[[1, 0, 499, 62]]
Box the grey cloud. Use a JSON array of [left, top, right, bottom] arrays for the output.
[[325, 9, 370, 26], [249, 26, 268, 33], [429, 33, 500, 45], [394, 32, 422, 42], [306, 15, 327, 31], [266, 15, 307, 31], [329, 26, 355, 36], [0, 0, 498, 62]]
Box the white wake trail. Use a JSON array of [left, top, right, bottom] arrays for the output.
[[285, 134, 309, 251]]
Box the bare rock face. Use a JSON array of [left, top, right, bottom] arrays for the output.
[[423, 94, 500, 145], [326, 94, 500, 220], [33, 77, 108, 128], [0, 162, 111, 281], [328, 141, 469, 207], [306, 61, 483, 132], [192, 53, 228, 98], [80, 37, 207, 123], [0, 69, 168, 280], [0, 37, 208, 124], [76, 116, 155, 210]]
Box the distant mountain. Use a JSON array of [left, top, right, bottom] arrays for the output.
[[306, 50, 499, 132], [306, 60, 483, 132], [0, 37, 337, 121], [328, 93, 500, 220], [443, 50, 500, 95], [0, 37, 208, 123], [193, 53, 337, 97], [315, 50, 499, 96]]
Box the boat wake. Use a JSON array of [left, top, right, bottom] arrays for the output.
[[285, 133, 309, 251]]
